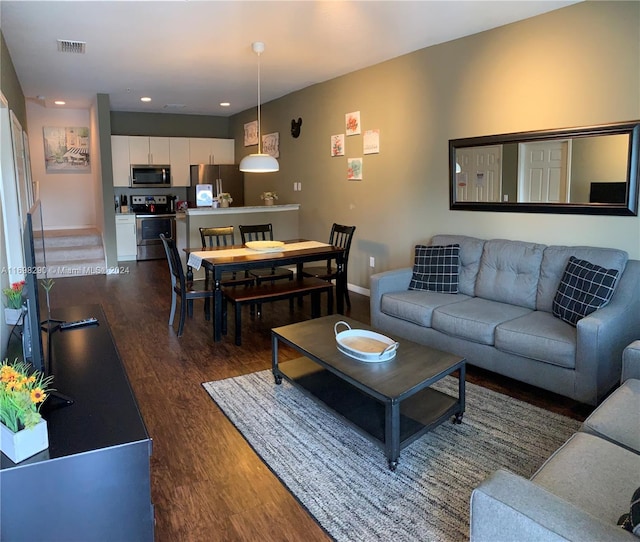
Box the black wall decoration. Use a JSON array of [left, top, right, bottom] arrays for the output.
[[291, 118, 302, 138]]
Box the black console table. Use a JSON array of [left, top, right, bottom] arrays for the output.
[[0, 304, 154, 541]]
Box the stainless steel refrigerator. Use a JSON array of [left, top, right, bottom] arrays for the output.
[[188, 164, 244, 206]]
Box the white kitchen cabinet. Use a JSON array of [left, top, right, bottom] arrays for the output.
[[115, 215, 137, 261], [111, 136, 131, 187], [211, 139, 235, 164], [129, 136, 170, 165], [169, 138, 191, 187], [189, 138, 234, 165]]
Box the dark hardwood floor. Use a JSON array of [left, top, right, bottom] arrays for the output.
[[46, 259, 593, 541]]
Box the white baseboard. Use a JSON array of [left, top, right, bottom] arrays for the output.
[[347, 283, 370, 297]]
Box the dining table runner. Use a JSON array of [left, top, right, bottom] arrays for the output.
[[187, 241, 331, 270]]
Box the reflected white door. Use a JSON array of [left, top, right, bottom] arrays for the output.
[[456, 146, 502, 202], [518, 140, 569, 203]]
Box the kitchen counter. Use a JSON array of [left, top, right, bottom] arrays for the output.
[[184, 203, 300, 215]]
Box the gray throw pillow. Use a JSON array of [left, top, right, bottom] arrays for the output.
[[552, 256, 619, 326], [408, 244, 460, 293]]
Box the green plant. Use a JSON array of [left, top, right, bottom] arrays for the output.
[[0, 360, 54, 432], [217, 193, 233, 202], [260, 191, 278, 200], [2, 281, 25, 309]]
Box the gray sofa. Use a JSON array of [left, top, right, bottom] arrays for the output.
[[469, 341, 640, 541], [370, 235, 640, 405]]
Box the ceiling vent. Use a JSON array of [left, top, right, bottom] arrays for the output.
[[57, 40, 86, 54], [163, 104, 186, 110]]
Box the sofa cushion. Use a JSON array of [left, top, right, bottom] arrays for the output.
[[495, 311, 577, 369], [531, 432, 640, 526], [552, 256, 620, 326], [380, 290, 470, 327], [431, 235, 485, 296], [408, 244, 460, 293], [580, 379, 640, 454], [475, 239, 545, 310], [432, 297, 531, 345], [537, 245, 628, 312]]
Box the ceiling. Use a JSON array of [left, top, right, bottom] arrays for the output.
[[1, 0, 579, 117]]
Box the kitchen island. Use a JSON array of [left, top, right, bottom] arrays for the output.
[[175, 204, 300, 274]]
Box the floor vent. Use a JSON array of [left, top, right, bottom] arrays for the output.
[[57, 39, 86, 54]]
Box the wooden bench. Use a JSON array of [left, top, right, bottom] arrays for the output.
[[222, 277, 334, 345]]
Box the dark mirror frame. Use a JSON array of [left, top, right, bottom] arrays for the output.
[[449, 120, 640, 216]]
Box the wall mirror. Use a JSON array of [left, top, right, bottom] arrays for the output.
[[449, 121, 639, 215]]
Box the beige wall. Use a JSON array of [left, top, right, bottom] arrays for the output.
[[231, 1, 640, 291]]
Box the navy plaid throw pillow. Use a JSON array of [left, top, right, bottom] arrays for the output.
[[618, 486, 640, 535], [409, 244, 460, 293], [552, 256, 619, 326]]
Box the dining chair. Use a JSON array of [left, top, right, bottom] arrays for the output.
[[301, 223, 356, 310], [199, 226, 255, 288], [160, 233, 215, 337], [239, 223, 294, 284], [239, 223, 295, 315]]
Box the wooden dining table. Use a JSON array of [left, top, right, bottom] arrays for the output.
[[184, 239, 346, 341]]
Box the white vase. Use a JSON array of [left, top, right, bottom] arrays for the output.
[[0, 419, 49, 463], [264, 198, 274, 206], [220, 200, 230, 208], [4, 307, 23, 325]]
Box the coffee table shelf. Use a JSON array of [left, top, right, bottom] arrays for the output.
[[278, 356, 459, 447], [272, 315, 466, 470]]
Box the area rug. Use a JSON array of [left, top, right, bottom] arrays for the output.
[[203, 370, 581, 542]]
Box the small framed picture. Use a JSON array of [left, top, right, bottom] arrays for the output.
[[244, 121, 258, 146], [345, 111, 361, 136], [262, 132, 280, 158], [347, 158, 363, 180], [363, 129, 380, 154], [331, 134, 345, 156]]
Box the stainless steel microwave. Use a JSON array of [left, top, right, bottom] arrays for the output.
[[130, 165, 171, 188]]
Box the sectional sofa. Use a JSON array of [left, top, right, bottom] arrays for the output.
[[469, 341, 640, 541], [370, 234, 640, 405]]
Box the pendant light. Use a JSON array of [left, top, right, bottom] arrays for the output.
[[239, 42, 279, 173]]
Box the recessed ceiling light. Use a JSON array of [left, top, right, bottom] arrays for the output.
[[54, 100, 66, 105], [220, 102, 230, 107], [140, 97, 152, 102]]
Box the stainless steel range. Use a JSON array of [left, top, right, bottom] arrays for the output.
[[130, 195, 176, 261]]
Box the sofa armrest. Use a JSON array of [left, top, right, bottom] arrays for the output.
[[470, 469, 635, 542], [622, 340, 640, 382], [575, 260, 640, 403], [369, 267, 412, 311]]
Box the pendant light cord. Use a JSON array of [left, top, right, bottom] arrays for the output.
[[256, 50, 262, 154]]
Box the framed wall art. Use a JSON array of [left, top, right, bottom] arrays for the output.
[[43, 126, 90, 173], [363, 129, 380, 154], [347, 158, 363, 180], [331, 134, 345, 156], [262, 132, 279, 158], [244, 121, 258, 146], [345, 111, 361, 136]]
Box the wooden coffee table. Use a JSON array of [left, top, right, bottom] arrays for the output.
[[271, 315, 466, 470]]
